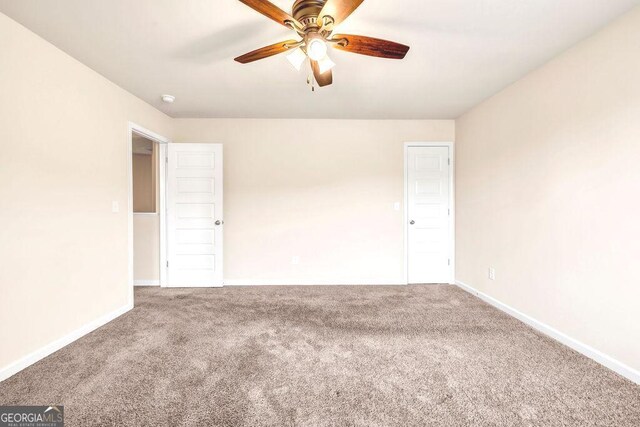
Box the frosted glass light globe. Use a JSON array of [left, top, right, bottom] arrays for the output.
[[286, 48, 307, 71], [307, 38, 327, 61]]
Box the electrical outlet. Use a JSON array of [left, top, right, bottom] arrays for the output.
[[393, 202, 400, 211], [488, 267, 496, 281], [291, 256, 300, 265], [111, 201, 120, 213]]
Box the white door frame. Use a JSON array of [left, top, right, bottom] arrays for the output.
[[403, 142, 455, 284], [127, 122, 171, 305]]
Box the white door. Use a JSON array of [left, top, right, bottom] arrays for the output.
[[407, 146, 452, 284], [167, 143, 223, 287]]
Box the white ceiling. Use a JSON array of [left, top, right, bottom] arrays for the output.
[[1, 0, 638, 119]]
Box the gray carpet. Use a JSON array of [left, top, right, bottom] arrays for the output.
[[0, 285, 638, 426]]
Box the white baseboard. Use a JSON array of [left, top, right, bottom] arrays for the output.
[[0, 302, 133, 383], [456, 280, 640, 385], [134, 280, 160, 286], [224, 279, 407, 286]]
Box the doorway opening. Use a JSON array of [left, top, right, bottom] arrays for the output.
[[127, 123, 169, 305], [132, 134, 161, 286]]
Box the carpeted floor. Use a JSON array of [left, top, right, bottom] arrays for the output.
[[0, 285, 638, 426]]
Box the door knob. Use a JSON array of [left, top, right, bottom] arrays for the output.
[[215, 220, 222, 225], [410, 220, 415, 225]]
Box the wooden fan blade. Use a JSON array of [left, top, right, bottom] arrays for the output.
[[310, 60, 333, 87], [234, 40, 298, 64], [332, 34, 410, 59], [238, 0, 297, 27], [319, 0, 364, 27]]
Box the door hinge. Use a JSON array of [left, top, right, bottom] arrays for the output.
[[166, 261, 169, 268], [448, 208, 450, 216], [165, 156, 168, 164], [448, 259, 451, 266], [448, 158, 450, 165]]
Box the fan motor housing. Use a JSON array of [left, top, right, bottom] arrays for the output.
[[292, 0, 326, 28]]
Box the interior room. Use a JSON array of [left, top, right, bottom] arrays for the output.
[[0, 1, 638, 425], [132, 133, 161, 286]]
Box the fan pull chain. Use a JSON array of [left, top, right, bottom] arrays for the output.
[[307, 73, 315, 92], [304, 59, 315, 92]]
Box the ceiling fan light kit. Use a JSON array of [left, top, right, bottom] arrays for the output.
[[235, 0, 410, 88]]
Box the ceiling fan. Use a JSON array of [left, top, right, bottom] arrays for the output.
[[234, 0, 410, 88]]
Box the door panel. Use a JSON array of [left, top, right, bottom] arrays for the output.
[[407, 146, 452, 284], [167, 143, 223, 287]]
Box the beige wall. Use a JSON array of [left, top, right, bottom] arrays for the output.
[[133, 214, 160, 282], [456, 8, 640, 372], [173, 119, 454, 284], [0, 13, 172, 371]]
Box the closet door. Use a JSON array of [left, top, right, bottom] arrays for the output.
[[407, 146, 452, 284]]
